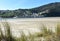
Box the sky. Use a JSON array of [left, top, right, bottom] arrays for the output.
[[0, 0, 60, 10]]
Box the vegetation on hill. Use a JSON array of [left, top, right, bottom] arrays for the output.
[[0, 2, 60, 18]]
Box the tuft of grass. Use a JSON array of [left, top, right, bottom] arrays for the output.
[[19, 31, 28, 41], [0, 27, 4, 41], [1, 22, 16, 41], [55, 23, 60, 41], [35, 24, 54, 41], [28, 32, 35, 41]]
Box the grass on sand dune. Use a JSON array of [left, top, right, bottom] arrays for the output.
[[0, 22, 60, 41]]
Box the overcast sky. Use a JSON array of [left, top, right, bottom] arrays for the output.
[[0, 0, 60, 10]]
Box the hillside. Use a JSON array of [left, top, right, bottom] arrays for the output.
[[0, 2, 60, 18]]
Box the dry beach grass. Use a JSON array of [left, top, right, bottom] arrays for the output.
[[0, 18, 60, 41]]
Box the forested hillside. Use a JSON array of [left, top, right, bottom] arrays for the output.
[[0, 2, 60, 18]]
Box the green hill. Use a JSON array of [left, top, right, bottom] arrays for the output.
[[0, 2, 60, 18]]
